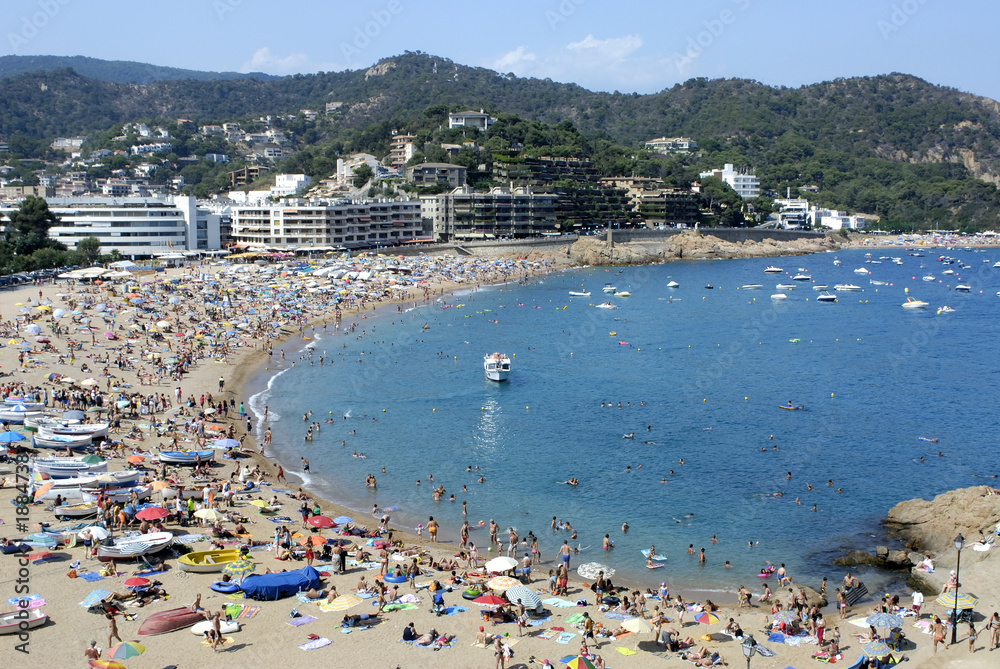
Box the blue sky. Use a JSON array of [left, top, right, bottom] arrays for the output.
[[3, 0, 998, 100]]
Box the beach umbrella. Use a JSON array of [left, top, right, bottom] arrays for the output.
[[80, 379, 98, 387], [773, 610, 799, 624], [576, 562, 614, 580], [694, 612, 722, 625], [90, 662, 127, 669], [212, 438, 240, 449], [866, 612, 903, 629], [35, 336, 51, 343], [622, 617, 655, 634], [81, 454, 105, 464], [63, 410, 86, 421], [60, 377, 77, 384], [23, 533, 57, 548], [80, 588, 112, 608], [564, 657, 596, 669], [135, 507, 169, 521], [80, 527, 110, 541], [306, 515, 335, 529], [326, 593, 362, 611], [333, 516, 354, 524], [487, 576, 521, 592], [484, 556, 518, 572], [150, 481, 170, 492], [504, 585, 541, 609], [249, 499, 268, 507], [935, 592, 978, 609], [223, 558, 256, 582], [33, 481, 54, 500], [472, 594, 506, 607], [126, 455, 146, 464], [123, 578, 150, 589], [297, 535, 327, 547], [0, 430, 27, 443], [860, 640, 892, 658], [194, 508, 224, 521]]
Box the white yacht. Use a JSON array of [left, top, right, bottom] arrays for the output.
[[484, 353, 511, 382], [816, 292, 837, 302], [834, 284, 862, 292]]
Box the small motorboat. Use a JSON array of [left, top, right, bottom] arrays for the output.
[[0, 609, 48, 635], [613, 291, 631, 297], [779, 403, 804, 410], [595, 302, 618, 309], [955, 284, 971, 292], [157, 450, 216, 465], [812, 284, 829, 291], [834, 284, 861, 292], [764, 266, 782, 273], [741, 284, 763, 290], [902, 298, 929, 309], [833, 259, 842, 266], [942, 269, 955, 275], [137, 607, 207, 636], [53, 502, 99, 520], [922, 275, 936, 282], [33, 457, 107, 478], [97, 530, 173, 562], [792, 274, 811, 281], [770, 294, 787, 300], [484, 352, 511, 382], [870, 280, 888, 286], [816, 292, 837, 302], [666, 281, 679, 288], [31, 433, 93, 450], [994, 261, 1000, 268], [775, 284, 796, 290], [568, 291, 591, 297], [0, 405, 44, 424], [178, 549, 243, 573], [81, 485, 152, 504], [602, 284, 616, 293], [854, 267, 871, 274], [704, 285, 714, 289], [937, 306, 956, 314], [38, 423, 109, 440]]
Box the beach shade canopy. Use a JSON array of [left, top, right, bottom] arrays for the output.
[[861, 640, 892, 658], [135, 507, 169, 521], [305, 515, 335, 529], [297, 535, 327, 547], [62, 410, 86, 421], [774, 610, 799, 624], [472, 594, 507, 607], [565, 657, 597, 669], [935, 592, 978, 609], [126, 455, 146, 464], [90, 662, 127, 669], [0, 430, 27, 443], [622, 617, 655, 634], [484, 556, 518, 572], [486, 576, 521, 592], [504, 585, 541, 609], [212, 438, 240, 449], [326, 593, 362, 611], [223, 558, 256, 581], [194, 508, 224, 521], [866, 612, 904, 629], [333, 516, 354, 524], [79, 526, 110, 541], [576, 562, 614, 580], [149, 481, 170, 492], [694, 612, 722, 625], [123, 577, 150, 588], [81, 454, 105, 464], [80, 588, 112, 608], [33, 481, 54, 500]]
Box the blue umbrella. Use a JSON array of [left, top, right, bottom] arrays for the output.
[[212, 438, 240, 449], [333, 516, 354, 524], [80, 588, 111, 608], [0, 431, 27, 443]]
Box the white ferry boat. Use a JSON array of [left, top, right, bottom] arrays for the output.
[[484, 353, 511, 382]]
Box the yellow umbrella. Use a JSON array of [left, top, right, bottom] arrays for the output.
[[249, 499, 268, 507], [325, 594, 362, 611], [36, 305, 52, 311], [150, 481, 171, 491], [7, 339, 20, 345], [194, 509, 224, 521]]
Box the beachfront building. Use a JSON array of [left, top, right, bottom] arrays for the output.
[[699, 163, 760, 199], [421, 186, 558, 241], [812, 207, 869, 230], [405, 163, 467, 189], [270, 174, 312, 197], [644, 136, 697, 153], [0, 196, 222, 257], [229, 199, 423, 249], [773, 197, 811, 229]]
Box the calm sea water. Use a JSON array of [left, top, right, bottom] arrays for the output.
[[248, 248, 1000, 595]]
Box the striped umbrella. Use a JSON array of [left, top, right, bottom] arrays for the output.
[[89, 662, 127, 669], [504, 585, 541, 609], [565, 657, 597, 669], [866, 612, 903, 629], [861, 640, 891, 658], [935, 592, 978, 609], [487, 576, 521, 592], [222, 558, 256, 582], [773, 610, 799, 624], [107, 641, 146, 659], [694, 611, 722, 624], [326, 593, 362, 611]]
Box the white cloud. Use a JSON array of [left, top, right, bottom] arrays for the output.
[[493, 45, 536, 71], [566, 34, 643, 62], [241, 47, 312, 75]]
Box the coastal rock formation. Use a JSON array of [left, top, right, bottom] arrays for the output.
[[884, 486, 1000, 553], [567, 231, 837, 266]]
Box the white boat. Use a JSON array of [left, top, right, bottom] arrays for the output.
[[763, 266, 782, 273], [613, 291, 631, 297], [0, 609, 48, 635], [0, 405, 44, 424], [38, 423, 109, 440], [834, 284, 862, 292], [156, 450, 216, 465], [854, 267, 870, 274], [812, 285, 829, 291], [81, 485, 152, 504], [937, 306, 956, 314], [993, 262, 1000, 268], [33, 457, 107, 478], [833, 259, 841, 266], [816, 292, 837, 302], [741, 284, 763, 290], [484, 353, 510, 382], [160, 486, 204, 500], [902, 298, 929, 309], [32, 433, 93, 450], [602, 284, 616, 293], [870, 280, 888, 286], [594, 302, 618, 309], [942, 269, 955, 275], [770, 293, 787, 301], [775, 284, 796, 290], [792, 274, 811, 281], [955, 284, 971, 292], [97, 530, 174, 562], [568, 291, 591, 297], [666, 281, 679, 288], [54, 502, 99, 519], [922, 275, 936, 281], [23, 415, 81, 432]]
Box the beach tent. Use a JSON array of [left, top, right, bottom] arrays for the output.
[[239, 565, 321, 601]]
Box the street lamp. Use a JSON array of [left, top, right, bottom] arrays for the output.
[[741, 634, 757, 669], [951, 533, 964, 644]]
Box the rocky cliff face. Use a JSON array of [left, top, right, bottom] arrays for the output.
[[884, 486, 1000, 553]]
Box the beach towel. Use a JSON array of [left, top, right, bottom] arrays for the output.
[[384, 603, 419, 612], [542, 597, 577, 608], [526, 616, 551, 627], [443, 606, 468, 615], [298, 637, 332, 650], [769, 633, 786, 643], [287, 615, 318, 627], [618, 647, 637, 655], [756, 644, 777, 657], [912, 620, 932, 635], [7, 595, 44, 608], [565, 613, 586, 625], [555, 632, 577, 644], [77, 571, 105, 582], [604, 612, 635, 621], [202, 636, 234, 648], [236, 606, 260, 619], [135, 569, 167, 578], [226, 593, 246, 601], [534, 630, 557, 640]]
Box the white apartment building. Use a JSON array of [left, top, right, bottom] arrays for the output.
[[131, 142, 172, 155], [335, 154, 383, 184], [271, 174, 312, 197], [699, 163, 760, 199], [448, 110, 495, 131], [230, 199, 422, 249], [812, 208, 868, 230], [0, 196, 221, 257], [644, 136, 697, 152]]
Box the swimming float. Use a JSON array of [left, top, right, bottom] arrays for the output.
[[211, 581, 240, 594], [383, 574, 407, 584]]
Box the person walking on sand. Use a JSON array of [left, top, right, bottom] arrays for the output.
[[426, 516, 438, 542], [275, 464, 286, 483], [932, 616, 947, 653], [106, 612, 122, 648], [986, 611, 1000, 650], [559, 540, 572, 569]]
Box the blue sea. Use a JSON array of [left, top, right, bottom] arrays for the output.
[[248, 248, 1000, 597]]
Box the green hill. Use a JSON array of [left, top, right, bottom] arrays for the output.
[[0, 55, 276, 84]]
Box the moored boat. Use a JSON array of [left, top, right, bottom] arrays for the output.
[[666, 281, 679, 288], [31, 433, 93, 450], [955, 284, 971, 292], [834, 284, 861, 292], [484, 353, 510, 382], [792, 274, 811, 281], [763, 266, 782, 273], [613, 291, 631, 297], [38, 423, 109, 440], [741, 284, 763, 290], [602, 283, 616, 293], [0, 405, 44, 424], [854, 267, 871, 274], [568, 291, 591, 297], [33, 456, 107, 478], [97, 530, 173, 561], [902, 298, 929, 309], [770, 293, 787, 301], [178, 549, 242, 573], [816, 292, 837, 302], [137, 607, 206, 635], [0, 609, 48, 635], [775, 284, 796, 290], [81, 485, 152, 504], [157, 450, 216, 465], [53, 502, 99, 519]]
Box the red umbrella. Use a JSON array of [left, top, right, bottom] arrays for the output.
[[124, 577, 150, 588], [126, 455, 145, 464], [28, 551, 54, 560], [135, 507, 169, 521], [473, 594, 506, 607], [306, 515, 335, 529]]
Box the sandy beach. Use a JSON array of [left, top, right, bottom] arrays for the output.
[[0, 251, 998, 669]]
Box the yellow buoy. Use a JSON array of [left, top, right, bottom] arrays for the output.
[[383, 409, 386, 412], [432, 408, 436, 412], [525, 406, 529, 410], [745, 397, 748, 401]]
